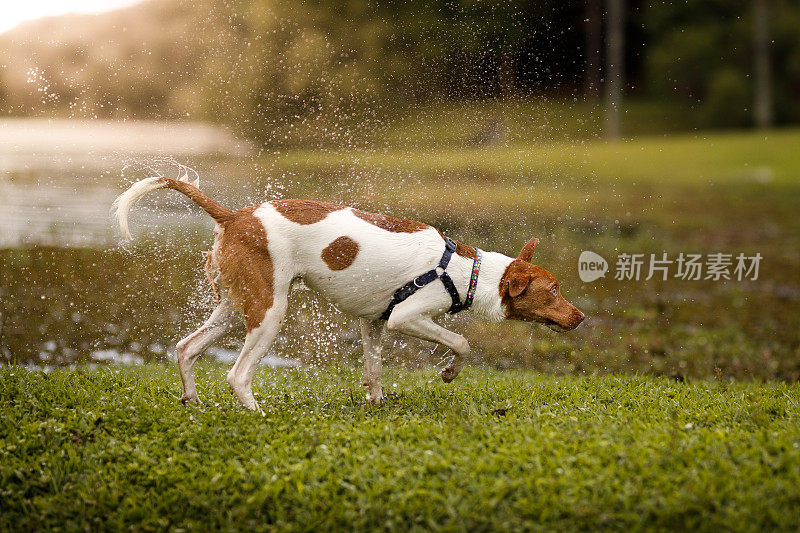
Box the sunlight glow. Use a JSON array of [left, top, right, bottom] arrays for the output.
[[1, 0, 144, 35]]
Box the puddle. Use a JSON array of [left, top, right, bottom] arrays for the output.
[[20, 346, 301, 371], [205, 347, 301, 368]]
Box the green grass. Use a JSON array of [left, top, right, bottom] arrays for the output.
[[236, 97, 702, 149], [2, 364, 800, 530], [275, 127, 800, 186], [371, 98, 700, 147]]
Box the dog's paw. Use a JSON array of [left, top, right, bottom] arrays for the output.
[[365, 390, 385, 405], [441, 365, 461, 383], [180, 393, 201, 405]]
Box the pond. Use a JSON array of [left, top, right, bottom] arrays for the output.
[[0, 119, 314, 369], [0, 119, 256, 247]]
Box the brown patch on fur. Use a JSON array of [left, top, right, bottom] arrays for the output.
[[434, 230, 476, 259], [215, 206, 274, 332], [271, 199, 429, 234], [453, 239, 476, 258], [353, 209, 429, 233], [499, 260, 584, 329], [321, 236, 360, 271], [272, 199, 344, 225], [161, 178, 232, 223]]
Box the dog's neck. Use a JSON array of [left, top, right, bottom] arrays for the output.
[[463, 251, 514, 322]]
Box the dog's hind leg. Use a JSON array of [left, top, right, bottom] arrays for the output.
[[226, 291, 289, 412], [176, 297, 237, 404], [360, 318, 385, 404]]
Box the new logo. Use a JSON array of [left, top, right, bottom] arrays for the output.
[[578, 251, 609, 282]]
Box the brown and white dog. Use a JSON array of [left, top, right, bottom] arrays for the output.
[[114, 175, 584, 410]]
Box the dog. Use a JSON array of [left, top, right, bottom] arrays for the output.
[[114, 175, 584, 410]]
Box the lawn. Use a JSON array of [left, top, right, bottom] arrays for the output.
[[1, 364, 799, 530], [275, 127, 800, 186]]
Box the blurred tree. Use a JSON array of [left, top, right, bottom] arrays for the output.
[[0, 0, 207, 120], [605, 0, 624, 139], [644, 0, 800, 128], [187, 0, 588, 146], [2, 0, 799, 141], [753, 0, 773, 128], [584, 0, 603, 100], [189, 0, 387, 147]]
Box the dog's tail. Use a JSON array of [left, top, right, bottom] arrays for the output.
[[113, 175, 233, 240]]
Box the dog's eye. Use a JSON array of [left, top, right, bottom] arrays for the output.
[[551, 286, 558, 296]]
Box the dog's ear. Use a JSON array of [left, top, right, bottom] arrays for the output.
[[517, 237, 539, 263], [508, 272, 531, 298]]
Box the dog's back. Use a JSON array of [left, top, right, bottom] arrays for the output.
[[244, 200, 449, 318]]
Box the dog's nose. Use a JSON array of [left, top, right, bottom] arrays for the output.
[[576, 310, 586, 324]]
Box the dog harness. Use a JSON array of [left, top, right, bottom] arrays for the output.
[[380, 236, 483, 320]]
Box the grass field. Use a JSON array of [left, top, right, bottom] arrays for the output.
[[271, 98, 704, 148], [2, 364, 799, 530], [278, 126, 800, 185]]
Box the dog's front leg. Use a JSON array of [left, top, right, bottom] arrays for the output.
[[360, 318, 385, 404], [386, 308, 469, 383]]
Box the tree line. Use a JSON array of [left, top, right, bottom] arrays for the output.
[[1, 0, 797, 145]]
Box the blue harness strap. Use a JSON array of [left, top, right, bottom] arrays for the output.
[[380, 237, 481, 321]]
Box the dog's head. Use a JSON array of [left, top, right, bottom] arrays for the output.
[[499, 237, 585, 331]]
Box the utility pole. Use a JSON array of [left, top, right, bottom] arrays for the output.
[[753, 0, 773, 129], [604, 0, 624, 140]]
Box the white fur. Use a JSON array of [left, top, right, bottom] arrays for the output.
[[113, 173, 198, 240], [112, 177, 167, 240], [252, 203, 513, 322]]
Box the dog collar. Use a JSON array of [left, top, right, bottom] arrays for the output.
[[463, 248, 482, 309]]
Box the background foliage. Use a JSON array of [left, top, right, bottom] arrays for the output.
[[3, 0, 800, 146]]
